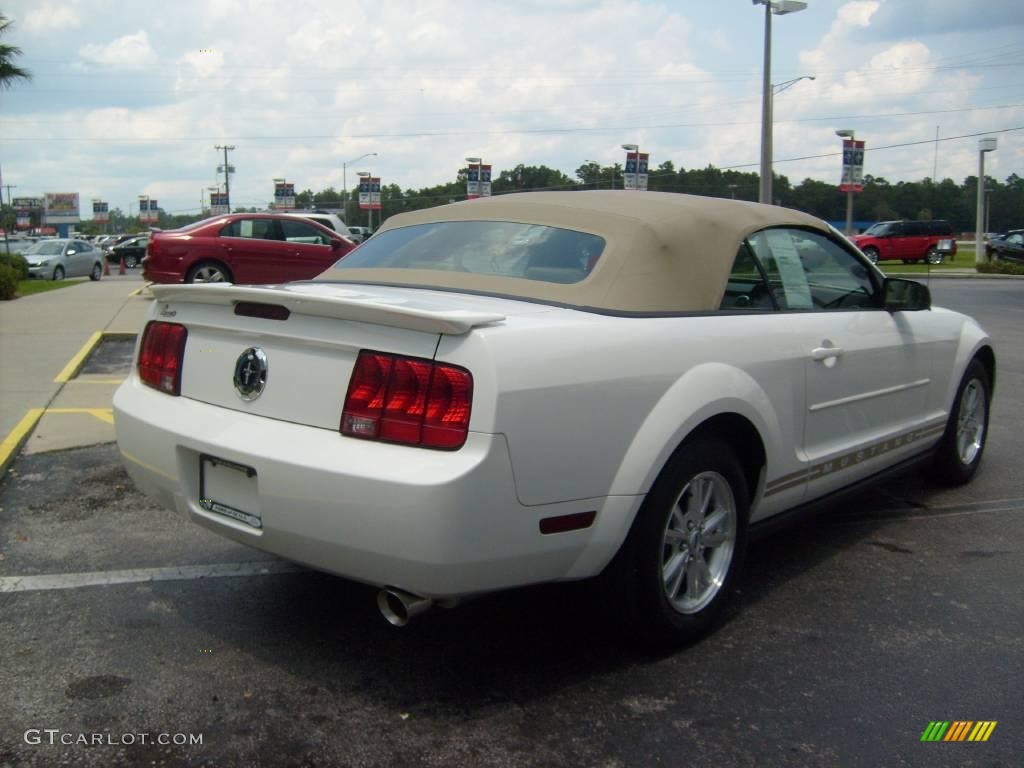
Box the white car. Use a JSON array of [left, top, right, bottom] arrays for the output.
[[113, 192, 994, 644]]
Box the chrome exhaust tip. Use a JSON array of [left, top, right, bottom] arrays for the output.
[[377, 588, 433, 627]]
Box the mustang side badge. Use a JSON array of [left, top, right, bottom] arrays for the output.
[[234, 347, 268, 401]]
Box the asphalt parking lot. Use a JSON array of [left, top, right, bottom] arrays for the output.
[[0, 279, 1022, 767]]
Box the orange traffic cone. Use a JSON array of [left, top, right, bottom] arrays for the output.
[[119, 255, 126, 275], [102, 257, 110, 276]]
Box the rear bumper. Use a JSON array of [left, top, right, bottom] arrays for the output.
[[142, 264, 184, 283], [113, 377, 631, 597]]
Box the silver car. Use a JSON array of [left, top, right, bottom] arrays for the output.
[[24, 238, 104, 281]]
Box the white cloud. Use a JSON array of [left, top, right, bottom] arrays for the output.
[[22, 2, 80, 33], [79, 31, 157, 71]]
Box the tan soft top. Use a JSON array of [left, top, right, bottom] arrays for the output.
[[316, 190, 830, 312]]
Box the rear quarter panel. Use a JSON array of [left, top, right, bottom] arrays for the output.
[[437, 310, 806, 512]]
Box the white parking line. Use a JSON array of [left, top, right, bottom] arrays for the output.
[[0, 560, 304, 593]]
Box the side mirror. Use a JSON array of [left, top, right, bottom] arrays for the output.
[[330, 238, 342, 250], [883, 277, 930, 312]]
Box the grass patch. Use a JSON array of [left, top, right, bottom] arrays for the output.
[[977, 260, 1024, 276], [17, 279, 82, 297], [877, 245, 977, 274]]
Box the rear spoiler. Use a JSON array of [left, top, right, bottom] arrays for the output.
[[149, 283, 506, 335]]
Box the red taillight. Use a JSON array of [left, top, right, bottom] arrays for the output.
[[341, 350, 473, 450], [138, 321, 187, 395]]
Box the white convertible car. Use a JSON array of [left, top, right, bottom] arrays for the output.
[[113, 192, 994, 643]]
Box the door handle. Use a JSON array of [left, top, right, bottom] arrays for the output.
[[811, 346, 844, 361]]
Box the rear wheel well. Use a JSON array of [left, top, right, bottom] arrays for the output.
[[680, 414, 766, 502]]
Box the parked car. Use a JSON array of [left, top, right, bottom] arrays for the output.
[[851, 220, 957, 264], [280, 210, 348, 235], [113, 191, 994, 644], [24, 238, 104, 281], [986, 229, 1024, 262], [107, 235, 149, 268], [142, 213, 356, 285], [347, 226, 372, 243]]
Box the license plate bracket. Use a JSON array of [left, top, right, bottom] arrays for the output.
[[199, 454, 261, 529]]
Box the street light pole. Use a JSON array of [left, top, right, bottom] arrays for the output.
[[754, 0, 808, 205], [214, 145, 235, 211], [976, 138, 997, 265], [343, 152, 377, 223]]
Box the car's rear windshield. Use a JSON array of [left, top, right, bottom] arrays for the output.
[[329, 221, 605, 284]]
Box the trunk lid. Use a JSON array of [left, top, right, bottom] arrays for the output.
[[150, 281, 546, 430]]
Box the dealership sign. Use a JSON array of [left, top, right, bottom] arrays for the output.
[[359, 177, 381, 210], [139, 199, 159, 223], [13, 198, 42, 229], [839, 139, 866, 193], [466, 164, 492, 199], [93, 201, 110, 223], [210, 192, 230, 215], [44, 193, 80, 224], [624, 152, 649, 191], [273, 181, 296, 210]]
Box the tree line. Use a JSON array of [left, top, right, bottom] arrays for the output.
[[293, 161, 1023, 235], [45, 162, 1023, 237]]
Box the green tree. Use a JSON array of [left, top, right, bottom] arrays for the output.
[[0, 14, 30, 89]]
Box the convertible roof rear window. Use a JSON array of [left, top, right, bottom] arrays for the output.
[[330, 221, 605, 285]]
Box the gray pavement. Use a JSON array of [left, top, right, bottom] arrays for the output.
[[0, 273, 150, 471]]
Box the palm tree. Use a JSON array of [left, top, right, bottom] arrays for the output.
[[0, 14, 31, 90]]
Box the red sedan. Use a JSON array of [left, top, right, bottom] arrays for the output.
[[143, 213, 356, 285]]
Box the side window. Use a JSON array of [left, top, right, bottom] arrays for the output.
[[220, 219, 279, 240], [281, 219, 329, 245], [747, 228, 879, 311], [719, 244, 776, 310]]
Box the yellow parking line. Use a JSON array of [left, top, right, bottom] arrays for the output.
[[46, 408, 115, 425], [67, 378, 126, 385], [53, 331, 103, 383], [0, 408, 46, 471]]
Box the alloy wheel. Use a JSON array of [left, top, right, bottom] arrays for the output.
[[660, 471, 737, 614]]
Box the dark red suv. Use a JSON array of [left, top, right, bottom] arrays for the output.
[[851, 220, 957, 265], [143, 213, 356, 284]]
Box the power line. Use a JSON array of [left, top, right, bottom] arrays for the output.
[[2, 106, 1022, 144]]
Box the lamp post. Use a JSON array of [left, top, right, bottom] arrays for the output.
[[763, 75, 815, 205], [976, 138, 997, 265], [343, 152, 377, 223], [836, 128, 856, 235], [754, 0, 808, 204]]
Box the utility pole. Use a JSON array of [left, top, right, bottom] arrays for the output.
[[0, 165, 11, 255], [215, 145, 236, 212]]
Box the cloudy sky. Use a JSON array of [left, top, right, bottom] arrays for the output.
[[2, 0, 1022, 219]]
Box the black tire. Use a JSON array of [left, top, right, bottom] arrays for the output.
[[610, 438, 749, 646], [89, 263, 102, 281], [925, 247, 943, 265], [52, 265, 65, 280], [863, 247, 879, 264], [929, 359, 991, 486], [124, 254, 138, 269], [185, 261, 232, 284]]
